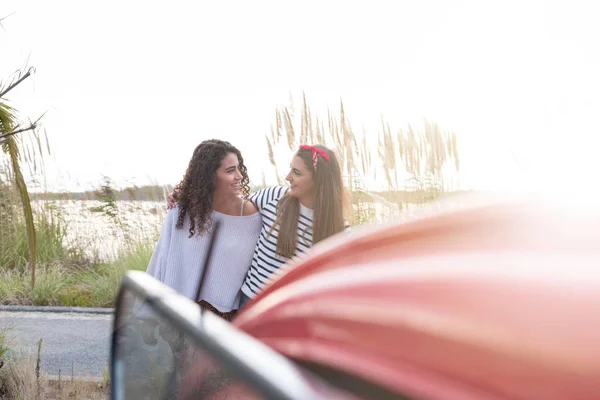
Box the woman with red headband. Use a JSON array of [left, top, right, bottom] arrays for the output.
[[238, 144, 350, 308]]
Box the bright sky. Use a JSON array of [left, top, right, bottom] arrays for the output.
[[2, 0, 599, 193]]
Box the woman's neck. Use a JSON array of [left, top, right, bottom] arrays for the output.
[[212, 194, 242, 216], [298, 195, 314, 210]]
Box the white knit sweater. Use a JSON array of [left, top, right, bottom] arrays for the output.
[[146, 206, 262, 312]]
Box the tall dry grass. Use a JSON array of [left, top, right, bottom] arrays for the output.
[[1, 90, 461, 307], [265, 92, 460, 223], [0, 349, 108, 400]]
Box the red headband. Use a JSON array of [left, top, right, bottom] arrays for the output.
[[299, 144, 330, 172]]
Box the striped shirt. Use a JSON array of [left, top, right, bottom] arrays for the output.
[[241, 186, 350, 299]]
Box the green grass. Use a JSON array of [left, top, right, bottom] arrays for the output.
[[0, 200, 72, 270], [0, 242, 153, 308], [1, 176, 157, 308]]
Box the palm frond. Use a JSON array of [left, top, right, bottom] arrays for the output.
[[1, 80, 38, 288]]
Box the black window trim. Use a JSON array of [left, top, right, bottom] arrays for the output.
[[110, 270, 338, 400]]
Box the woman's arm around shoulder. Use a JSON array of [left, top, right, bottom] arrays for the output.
[[248, 185, 289, 211]]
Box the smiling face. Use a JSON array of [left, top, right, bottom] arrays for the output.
[[214, 152, 243, 196], [285, 155, 316, 205]]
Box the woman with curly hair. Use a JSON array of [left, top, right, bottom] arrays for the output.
[[147, 139, 262, 321]]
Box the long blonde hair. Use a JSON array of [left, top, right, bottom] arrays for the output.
[[271, 145, 346, 258]]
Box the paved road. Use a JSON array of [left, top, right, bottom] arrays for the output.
[[0, 311, 113, 378]]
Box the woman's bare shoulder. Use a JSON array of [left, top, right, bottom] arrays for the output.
[[243, 199, 259, 215]]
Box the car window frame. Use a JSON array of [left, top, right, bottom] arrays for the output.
[[110, 271, 354, 400]]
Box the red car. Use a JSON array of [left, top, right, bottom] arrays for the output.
[[111, 194, 600, 399]]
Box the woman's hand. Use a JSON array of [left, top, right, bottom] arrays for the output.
[[166, 184, 181, 209]]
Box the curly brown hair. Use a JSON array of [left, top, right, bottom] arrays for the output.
[[176, 139, 250, 237]]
